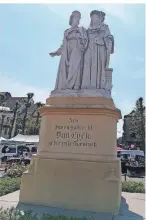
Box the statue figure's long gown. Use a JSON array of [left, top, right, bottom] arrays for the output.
[[81, 23, 114, 89], [54, 27, 88, 90]]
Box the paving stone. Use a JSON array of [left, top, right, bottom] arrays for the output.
[[114, 215, 144, 220], [0, 191, 145, 220]]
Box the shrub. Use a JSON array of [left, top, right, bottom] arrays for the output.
[[6, 165, 27, 178], [0, 208, 88, 220], [0, 175, 144, 199], [0, 177, 21, 196], [122, 180, 145, 193]]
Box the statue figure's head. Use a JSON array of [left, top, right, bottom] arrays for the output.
[[90, 10, 106, 27], [69, 11, 81, 27]]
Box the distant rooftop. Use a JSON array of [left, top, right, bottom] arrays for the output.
[[0, 92, 43, 116]]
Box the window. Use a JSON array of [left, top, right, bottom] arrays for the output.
[[2, 146, 16, 153], [17, 146, 30, 152], [8, 148, 17, 153], [31, 147, 37, 153], [2, 146, 8, 153]]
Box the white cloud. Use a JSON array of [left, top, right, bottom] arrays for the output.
[[117, 120, 123, 138], [100, 4, 130, 23], [0, 73, 51, 103], [46, 4, 132, 26], [117, 99, 135, 137]]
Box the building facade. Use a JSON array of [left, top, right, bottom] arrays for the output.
[[0, 92, 41, 139]]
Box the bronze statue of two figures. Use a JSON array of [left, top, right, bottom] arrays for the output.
[[50, 10, 114, 93]]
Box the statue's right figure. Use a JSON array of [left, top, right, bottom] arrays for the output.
[[81, 10, 114, 90]]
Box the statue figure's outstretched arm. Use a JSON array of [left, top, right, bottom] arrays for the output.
[[49, 30, 68, 57], [49, 45, 63, 57]]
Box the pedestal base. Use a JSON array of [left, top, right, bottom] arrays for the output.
[[19, 96, 122, 214], [19, 156, 121, 214]]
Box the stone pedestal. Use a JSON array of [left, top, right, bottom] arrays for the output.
[[19, 97, 122, 214]]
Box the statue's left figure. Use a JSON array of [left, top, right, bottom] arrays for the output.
[[50, 11, 88, 91]]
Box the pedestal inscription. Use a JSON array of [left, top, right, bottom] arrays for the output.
[[38, 112, 117, 157], [48, 118, 97, 148]]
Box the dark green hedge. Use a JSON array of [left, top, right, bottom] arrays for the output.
[[0, 177, 145, 198], [122, 180, 145, 193], [0, 177, 21, 196]]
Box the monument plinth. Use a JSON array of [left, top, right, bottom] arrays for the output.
[[19, 10, 122, 214]]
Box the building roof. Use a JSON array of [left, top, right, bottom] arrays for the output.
[[3, 97, 27, 110], [0, 92, 43, 117], [1, 96, 37, 116]]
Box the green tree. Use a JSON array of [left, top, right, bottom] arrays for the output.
[[21, 93, 34, 134], [32, 102, 43, 135], [14, 99, 43, 136], [25, 117, 36, 135], [129, 97, 145, 152], [8, 100, 20, 138], [0, 92, 11, 105]]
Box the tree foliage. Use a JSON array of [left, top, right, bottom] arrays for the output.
[[129, 97, 145, 151], [25, 117, 41, 135]]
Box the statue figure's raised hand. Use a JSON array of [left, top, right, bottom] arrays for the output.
[[49, 52, 57, 57]]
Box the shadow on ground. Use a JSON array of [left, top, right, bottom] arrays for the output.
[[16, 196, 144, 220], [114, 196, 144, 220]]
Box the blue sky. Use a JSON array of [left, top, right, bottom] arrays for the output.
[[0, 4, 145, 136]]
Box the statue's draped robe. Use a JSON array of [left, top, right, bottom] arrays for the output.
[[54, 27, 88, 90], [81, 23, 114, 89]]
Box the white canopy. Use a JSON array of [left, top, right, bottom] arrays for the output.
[[2, 134, 39, 143], [0, 106, 10, 111], [0, 137, 6, 141]]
